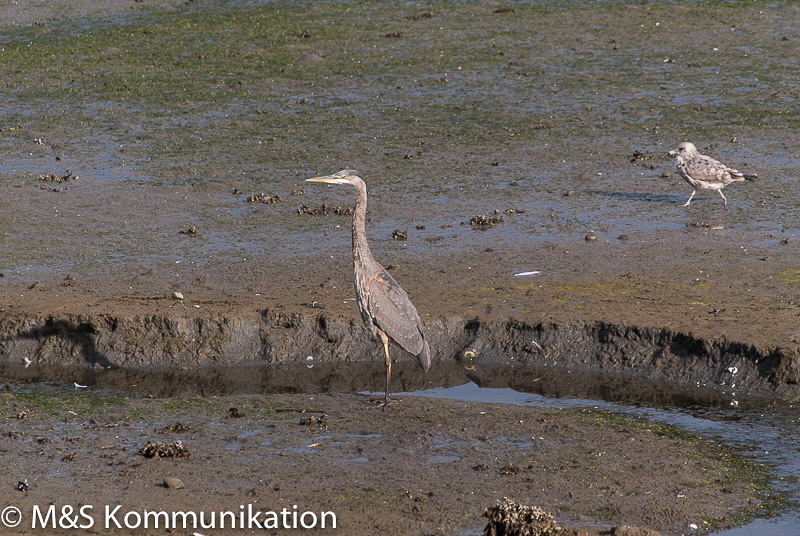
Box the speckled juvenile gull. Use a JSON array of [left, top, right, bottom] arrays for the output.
[[668, 142, 758, 206]]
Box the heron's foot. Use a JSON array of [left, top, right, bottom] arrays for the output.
[[683, 200, 692, 207], [375, 397, 403, 410]]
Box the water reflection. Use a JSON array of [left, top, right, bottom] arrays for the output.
[[0, 360, 760, 409]]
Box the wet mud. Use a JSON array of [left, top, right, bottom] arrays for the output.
[[1, 0, 799, 534], [0, 387, 779, 536]]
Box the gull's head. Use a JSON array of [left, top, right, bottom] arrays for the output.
[[305, 169, 362, 186], [669, 142, 697, 158]]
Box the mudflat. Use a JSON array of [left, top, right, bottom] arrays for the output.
[[0, 1, 797, 534]]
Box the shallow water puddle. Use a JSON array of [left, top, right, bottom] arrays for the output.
[[401, 381, 800, 536]]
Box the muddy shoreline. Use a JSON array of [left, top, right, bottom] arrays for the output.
[[1, 232, 798, 402], [0, 305, 797, 402]]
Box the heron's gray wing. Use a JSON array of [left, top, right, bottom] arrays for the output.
[[686, 154, 735, 184], [364, 267, 427, 359]]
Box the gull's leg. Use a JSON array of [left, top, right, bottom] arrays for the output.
[[683, 190, 696, 206], [718, 190, 728, 206]]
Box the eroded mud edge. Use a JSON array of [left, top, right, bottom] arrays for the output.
[[0, 310, 797, 402]]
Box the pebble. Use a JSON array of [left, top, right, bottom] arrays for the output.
[[163, 477, 185, 490], [172, 291, 184, 300], [585, 232, 598, 242]]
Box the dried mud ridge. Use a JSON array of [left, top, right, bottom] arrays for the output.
[[0, 310, 797, 401]]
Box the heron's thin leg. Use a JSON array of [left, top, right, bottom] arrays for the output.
[[384, 340, 391, 409], [378, 330, 400, 410], [683, 190, 696, 206], [718, 190, 728, 206]]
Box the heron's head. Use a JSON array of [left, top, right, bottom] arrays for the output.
[[669, 142, 697, 158], [305, 169, 362, 185]]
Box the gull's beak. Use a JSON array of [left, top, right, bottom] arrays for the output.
[[668, 150, 677, 157], [306, 174, 348, 184]]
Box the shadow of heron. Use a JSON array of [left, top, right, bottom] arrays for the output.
[[17, 318, 118, 370]]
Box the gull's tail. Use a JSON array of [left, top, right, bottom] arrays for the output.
[[730, 168, 758, 182]]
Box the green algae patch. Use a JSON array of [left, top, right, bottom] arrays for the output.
[[550, 281, 639, 298], [571, 408, 785, 530], [775, 268, 800, 285]]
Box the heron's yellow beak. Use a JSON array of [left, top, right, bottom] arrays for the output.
[[305, 174, 349, 184]]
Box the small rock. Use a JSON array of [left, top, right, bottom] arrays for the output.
[[226, 407, 245, 419], [156, 423, 190, 434], [163, 477, 185, 490], [500, 465, 523, 475], [585, 232, 598, 241], [407, 11, 433, 20], [172, 291, 184, 300], [297, 204, 353, 216], [470, 214, 504, 226], [392, 229, 407, 240], [38, 171, 78, 183], [138, 440, 190, 459], [483, 498, 561, 536], [299, 414, 327, 426], [617, 234, 629, 241], [246, 192, 282, 204]]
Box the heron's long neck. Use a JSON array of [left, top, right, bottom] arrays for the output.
[[351, 180, 376, 272]]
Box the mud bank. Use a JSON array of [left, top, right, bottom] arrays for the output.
[[1, 310, 797, 401]]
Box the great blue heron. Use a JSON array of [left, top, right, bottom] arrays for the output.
[[305, 170, 431, 408], [669, 142, 757, 206]]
